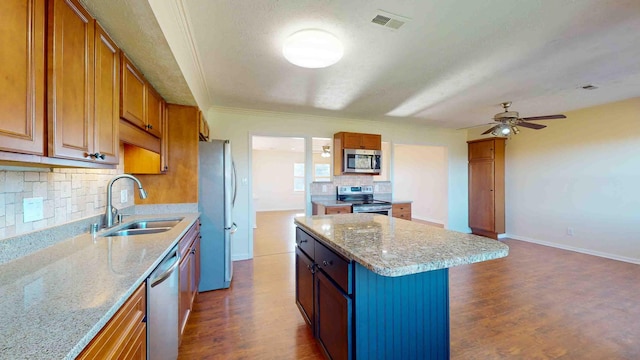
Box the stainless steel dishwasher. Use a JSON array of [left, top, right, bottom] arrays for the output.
[[147, 246, 180, 360]]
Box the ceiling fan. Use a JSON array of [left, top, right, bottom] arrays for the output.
[[478, 102, 566, 136]]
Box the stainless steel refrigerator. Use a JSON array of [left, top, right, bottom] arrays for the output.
[[198, 139, 237, 292]]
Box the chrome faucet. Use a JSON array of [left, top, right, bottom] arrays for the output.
[[104, 174, 148, 228]]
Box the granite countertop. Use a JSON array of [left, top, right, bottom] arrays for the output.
[[0, 213, 199, 360], [294, 213, 508, 277], [387, 199, 413, 204], [312, 200, 352, 207]]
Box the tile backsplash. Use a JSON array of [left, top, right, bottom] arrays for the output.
[[0, 160, 132, 240], [309, 176, 392, 196]]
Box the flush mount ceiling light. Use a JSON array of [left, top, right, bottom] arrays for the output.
[[321, 145, 331, 158], [283, 29, 343, 68]]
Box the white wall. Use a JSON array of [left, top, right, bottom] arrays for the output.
[[252, 149, 305, 211], [208, 107, 469, 260], [469, 97, 640, 263], [394, 145, 447, 224]]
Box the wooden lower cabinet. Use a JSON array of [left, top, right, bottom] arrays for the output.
[[316, 271, 352, 360], [295, 227, 451, 359], [295, 248, 315, 326], [295, 228, 353, 360], [78, 283, 146, 359], [392, 202, 412, 220], [178, 220, 201, 341], [313, 203, 352, 215]]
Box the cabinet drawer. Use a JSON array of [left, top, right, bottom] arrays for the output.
[[296, 228, 315, 258], [393, 211, 411, 220], [315, 241, 351, 294], [179, 221, 199, 260], [325, 206, 351, 215]]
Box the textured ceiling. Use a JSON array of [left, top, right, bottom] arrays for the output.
[[82, 0, 640, 129], [80, 0, 196, 106]]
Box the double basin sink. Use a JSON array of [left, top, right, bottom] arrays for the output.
[[101, 218, 184, 237]]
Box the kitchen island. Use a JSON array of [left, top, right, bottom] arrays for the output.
[[294, 213, 508, 360]]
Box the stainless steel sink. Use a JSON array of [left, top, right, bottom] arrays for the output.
[[103, 227, 173, 237], [120, 219, 183, 230], [101, 218, 184, 237]]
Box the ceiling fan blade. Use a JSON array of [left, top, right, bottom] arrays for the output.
[[481, 125, 500, 135], [521, 114, 566, 121], [456, 122, 494, 130], [517, 121, 546, 130]]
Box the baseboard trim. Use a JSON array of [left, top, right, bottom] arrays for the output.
[[505, 234, 640, 265], [232, 253, 251, 261], [411, 216, 444, 225]]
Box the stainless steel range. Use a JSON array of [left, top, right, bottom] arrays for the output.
[[337, 185, 392, 215]]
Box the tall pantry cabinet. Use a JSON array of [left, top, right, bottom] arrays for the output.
[[467, 138, 506, 239]]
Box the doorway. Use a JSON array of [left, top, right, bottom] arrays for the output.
[[251, 136, 306, 257]]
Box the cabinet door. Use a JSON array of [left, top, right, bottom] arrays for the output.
[[468, 160, 495, 231], [179, 255, 192, 339], [295, 248, 315, 327], [160, 99, 169, 172], [316, 270, 352, 360], [193, 233, 201, 292], [361, 134, 381, 150], [120, 54, 146, 130], [146, 85, 163, 138], [342, 132, 362, 149], [0, 0, 46, 155], [469, 140, 495, 160], [94, 23, 119, 164], [48, 0, 95, 161]]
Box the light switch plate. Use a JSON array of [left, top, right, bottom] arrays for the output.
[[23, 197, 44, 222], [121, 189, 128, 203]]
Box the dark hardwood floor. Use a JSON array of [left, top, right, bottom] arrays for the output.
[[179, 211, 640, 359]]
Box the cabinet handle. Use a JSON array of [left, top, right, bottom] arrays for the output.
[[322, 260, 332, 267], [299, 239, 307, 243], [307, 264, 315, 274], [191, 249, 196, 254], [146, 124, 153, 130], [86, 152, 105, 160]]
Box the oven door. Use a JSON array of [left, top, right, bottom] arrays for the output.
[[352, 207, 391, 216]]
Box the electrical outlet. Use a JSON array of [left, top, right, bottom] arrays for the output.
[[121, 189, 128, 203], [23, 197, 44, 222], [567, 227, 574, 236]]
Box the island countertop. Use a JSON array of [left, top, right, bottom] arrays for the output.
[[294, 213, 508, 277]]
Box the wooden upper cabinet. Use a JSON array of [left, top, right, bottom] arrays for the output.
[[146, 85, 163, 138], [120, 53, 146, 130], [120, 52, 164, 139], [47, 0, 95, 161], [468, 139, 496, 161], [336, 132, 381, 150], [0, 0, 46, 155], [160, 99, 169, 172], [93, 23, 120, 164]]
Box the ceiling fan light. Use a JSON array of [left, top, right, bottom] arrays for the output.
[[321, 145, 331, 157], [511, 125, 520, 134], [283, 29, 343, 68], [500, 124, 511, 135]]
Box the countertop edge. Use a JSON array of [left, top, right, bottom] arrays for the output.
[[294, 218, 509, 277], [63, 214, 200, 360]]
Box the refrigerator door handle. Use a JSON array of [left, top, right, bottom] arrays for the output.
[[232, 161, 238, 207], [226, 222, 238, 234]]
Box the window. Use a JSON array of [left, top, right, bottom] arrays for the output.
[[314, 164, 330, 182], [294, 163, 305, 191]]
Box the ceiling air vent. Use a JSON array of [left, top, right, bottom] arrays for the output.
[[371, 10, 410, 31]]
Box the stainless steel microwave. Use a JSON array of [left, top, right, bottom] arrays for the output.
[[343, 149, 381, 174]]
